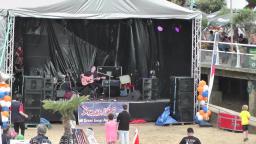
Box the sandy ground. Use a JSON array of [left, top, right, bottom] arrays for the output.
[[24, 123, 256, 144]]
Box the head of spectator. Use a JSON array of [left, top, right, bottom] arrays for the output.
[[108, 113, 114, 121], [122, 104, 128, 111], [37, 124, 47, 136], [187, 128, 194, 136]]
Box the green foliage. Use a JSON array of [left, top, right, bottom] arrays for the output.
[[195, 0, 225, 14], [202, 16, 208, 29], [233, 9, 256, 36], [43, 95, 88, 119], [217, 7, 230, 16], [169, 0, 186, 6]]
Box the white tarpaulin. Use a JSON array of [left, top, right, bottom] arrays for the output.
[[0, 0, 200, 19]]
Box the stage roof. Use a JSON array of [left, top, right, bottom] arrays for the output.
[[0, 0, 200, 19]]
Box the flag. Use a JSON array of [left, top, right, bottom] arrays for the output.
[[207, 32, 219, 108], [133, 129, 140, 144]]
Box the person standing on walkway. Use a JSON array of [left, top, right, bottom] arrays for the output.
[[117, 104, 130, 144]]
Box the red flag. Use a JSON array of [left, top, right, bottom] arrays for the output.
[[133, 129, 140, 144]]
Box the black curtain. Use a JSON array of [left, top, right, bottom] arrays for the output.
[[17, 18, 192, 98]]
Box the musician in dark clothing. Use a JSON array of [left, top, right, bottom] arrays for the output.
[[81, 66, 104, 98]]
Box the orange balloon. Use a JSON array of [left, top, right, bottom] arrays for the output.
[[199, 110, 204, 115], [1, 111, 9, 117], [197, 86, 203, 93], [0, 84, 7, 87], [207, 110, 212, 116], [197, 95, 203, 101], [4, 96, 11, 102], [203, 97, 208, 101], [203, 113, 209, 120], [199, 80, 206, 87]]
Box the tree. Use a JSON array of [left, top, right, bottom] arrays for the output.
[[43, 95, 88, 143], [233, 8, 256, 41], [169, 0, 187, 6], [195, 0, 225, 14], [246, 0, 256, 9]]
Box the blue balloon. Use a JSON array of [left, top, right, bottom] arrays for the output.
[[0, 92, 5, 98], [2, 107, 9, 111], [2, 122, 8, 128], [4, 92, 10, 95], [202, 91, 208, 97], [202, 106, 208, 113]]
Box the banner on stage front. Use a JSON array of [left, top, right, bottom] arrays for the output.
[[78, 102, 128, 124]]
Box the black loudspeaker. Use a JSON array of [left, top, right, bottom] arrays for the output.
[[170, 76, 194, 122], [23, 35, 49, 75], [44, 77, 54, 99], [23, 76, 43, 124], [142, 78, 159, 100]]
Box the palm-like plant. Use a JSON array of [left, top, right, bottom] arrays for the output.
[[43, 95, 88, 144]]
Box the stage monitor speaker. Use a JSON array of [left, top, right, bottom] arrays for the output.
[[25, 107, 41, 124], [44, 78, 54, 99], [170, 76, 194, 122], [142, 78, 159, 100]]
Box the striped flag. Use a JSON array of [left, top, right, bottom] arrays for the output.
[[133, 128, 140, 144], [207, 32, 219, 108]]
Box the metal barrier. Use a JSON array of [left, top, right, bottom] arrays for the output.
[[201, 40, 256, 70]]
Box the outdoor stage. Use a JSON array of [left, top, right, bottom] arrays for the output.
[[41, 99, 169, 123]]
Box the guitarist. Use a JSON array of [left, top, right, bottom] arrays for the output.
[[81, 66, 104, 98]]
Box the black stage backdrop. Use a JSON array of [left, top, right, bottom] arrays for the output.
[[15, 18, 192, 98]]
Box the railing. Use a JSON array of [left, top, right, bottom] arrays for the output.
[[201, 40, 256, 71]]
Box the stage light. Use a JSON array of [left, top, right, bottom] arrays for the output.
[[175, 26, 180, 33], [157, 26, 163, 32]]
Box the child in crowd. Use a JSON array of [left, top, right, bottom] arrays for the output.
[[105, 113, 118, 144], [239, 105, 251, 142]]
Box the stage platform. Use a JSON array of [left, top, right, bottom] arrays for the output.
[[41, 99, 169, 122]]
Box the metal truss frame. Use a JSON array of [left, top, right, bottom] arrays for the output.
[[191, 15, 202, 114], [3, 16, 15, 93]]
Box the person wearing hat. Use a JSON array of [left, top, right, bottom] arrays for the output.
[[179, 128, 201, 144], [29, 124, 52, 144]]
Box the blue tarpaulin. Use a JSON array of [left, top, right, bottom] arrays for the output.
[[155, 106, 177, 126]]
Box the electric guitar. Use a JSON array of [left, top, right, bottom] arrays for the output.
[[81, 74, 105, 86]]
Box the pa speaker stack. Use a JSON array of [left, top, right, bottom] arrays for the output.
[[23, 76, 44, 124], [170, 76, 194, 122], [142, 78, 159, 100]]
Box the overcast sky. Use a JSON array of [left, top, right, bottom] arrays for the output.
[[225, 0, 248, 9]]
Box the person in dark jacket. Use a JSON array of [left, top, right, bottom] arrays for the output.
[[30, 124, 52, 144], [11, 94, 28, 136], [117, 104, 130, 144], [179, 128, 201, 144]]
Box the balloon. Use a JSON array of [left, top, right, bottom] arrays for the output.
[[199, 80, 206, 87], [2, 106, 9, 111], [0, 92, 5, 98], [203, 85, 209, 91], [0, 100, 6, 106], [16, 134, 24, 140], [197, 95, 203, 101], [2, 122, 8, 129], [4, 96, 11, 102], [5, 102, 11, 107], [1, 111, 9, 117], [199, 110, 204, 115], [196, 112, 201, 117], [203, 97, 208, 101], [202, 106, 208, 113], [197, 115, 203, 121], [203, 113, 209, 120], [2, 116, 8, 122], [207, 110, 212, 116], [197, 86, 203, 93], [202, 91, 208, 97], [200, 100, 206, 106]]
